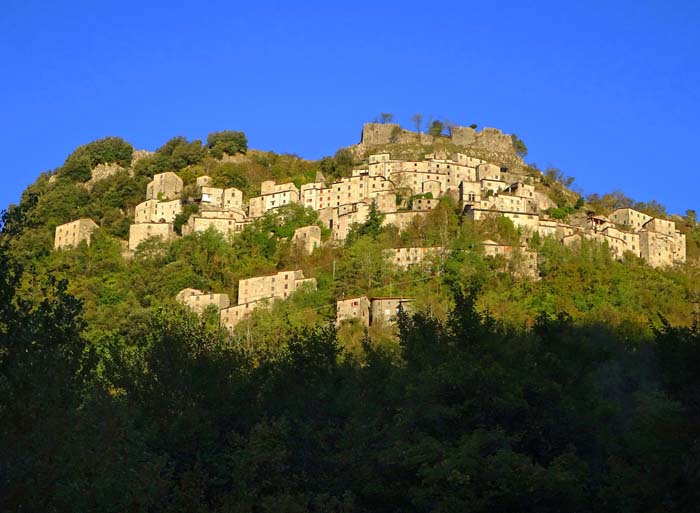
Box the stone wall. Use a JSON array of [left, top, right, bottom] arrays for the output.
[[359, 123, 515, 155], [54, 218, 98, 250]]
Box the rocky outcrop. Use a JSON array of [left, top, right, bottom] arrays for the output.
[[86, 162, 123, 189]]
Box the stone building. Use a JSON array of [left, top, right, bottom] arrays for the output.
[[248, 182, 300, 218], [371, 297, 414, 325], [537, 219, 575, 240], [477, 163, 502, 181], [610, 208, 653, 230], [200, 187, 243, 211], [381, 211, 426, 233], [146, 172, 183, 200], [482, 240, 539, 279], [411, 197, 439, 211], [386, 247, 444, 269], [639, 229, 683, 268], [219, 301, 270, 329], [464, 206, 540, 234], [301, 174, 395, 211], [478, 193, 533, 214], [336, 296, 371, 326], [196, 175, 212, 188], [333, 203, 370, 241], [293, 225, 322, 254], [176, 288, 230, 314], [128, 222, 175, 250], [237, 270, 316, 305], [54, 218, 98, 250], [605, 208, 686, 266], [182, 209, 249, 237], [218, 269, 317, 330], [134, 199, 182, 224]]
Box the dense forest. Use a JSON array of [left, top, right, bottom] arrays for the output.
[[2, 131, 700, 511]]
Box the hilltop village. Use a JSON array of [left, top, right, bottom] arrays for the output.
[[53, 123, 687, 329]]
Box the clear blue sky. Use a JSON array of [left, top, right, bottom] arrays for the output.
[[1, 1, 699, 215]]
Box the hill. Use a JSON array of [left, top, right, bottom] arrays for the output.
[[2, 121, 700, 511]]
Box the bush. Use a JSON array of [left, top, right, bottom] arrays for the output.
[[511, 134, 528, 158], [207, 130, 248, 158], [60, 137, 134, 182]]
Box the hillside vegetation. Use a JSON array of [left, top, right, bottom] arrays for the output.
[[2, 128, 700, 511]]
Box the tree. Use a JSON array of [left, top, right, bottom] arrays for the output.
[[206, 130, 248, 158], [511, 134, 528, 158], [428, 120, 445, 137], [379, 113, 394, 124], [411, 113, 423, 132], [389, 125, 402, 144], [60, 137, 134, 182], [346, 201, 384, 244]]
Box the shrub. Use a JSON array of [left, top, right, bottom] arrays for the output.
[[206, 130, 248, 158]]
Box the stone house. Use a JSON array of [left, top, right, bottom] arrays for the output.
[[482, 240, 539, 279], [54, 218, 98, 250], [464, 206, 540, 234], [237, 270, 316, 305], [601, 226, 640, 257], [336, 296, 371, 326], [477, 163, 502, 181], [333, 203, 370, 241], [455, 153, 487, 168], [248, 182, 300, 218], [128, 222, 175, 250], [643, 217, 676, 237], [479, 194, 532, 214], [301, 174, 395, 212], [610, 208, 653, 230], [200, 186, 243, 211], [146, 172, 183, 200], [460, 181, 482, 205], [300, 181, 329, 210], [606, 208, 686, 266], [176, 288, 231, 314], [219, 300, 270, 330], [480, 178, 507, 195], [390, 170, 448, 197], [196, 175, 213, 188], [182, 209, 248, 237], [381, 211, 426, 233], [411, 197, 439, 211], [639, 229, 682, 268], [293, 225, 322, 254], [370, 297, 414, 325], [134, 199, 182, 224], [537, 219, 575, 240], [386, 247, 444, 269], [219, 270, 316, 329]]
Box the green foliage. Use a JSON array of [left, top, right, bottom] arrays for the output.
[[5, 128, 700, 511], [428, 119, 445, 137], [206, 130, 248, 158], [346, 201, 384, 244], [546, 205, 576, 220], [173, 203, 199, 235], [511, 133, 528, 158], [318, 148, 356, 180], [60, 136, 133, 182]]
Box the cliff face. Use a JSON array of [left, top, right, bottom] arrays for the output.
[[359, 123, 516, 154]]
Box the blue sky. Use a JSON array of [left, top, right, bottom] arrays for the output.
[[1, 0, 698, 215]]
